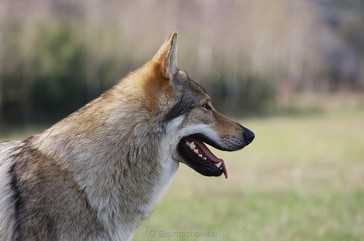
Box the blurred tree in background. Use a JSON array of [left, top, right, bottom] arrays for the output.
[[0, 0, 363, 126]]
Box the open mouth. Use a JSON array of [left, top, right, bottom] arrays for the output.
[[177, 134, 228, 178]]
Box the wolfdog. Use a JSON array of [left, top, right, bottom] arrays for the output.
[[0, 33, 254, 241]]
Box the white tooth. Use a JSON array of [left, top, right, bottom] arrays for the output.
[[190, 142, 196, 149], [198, 154, 203, 158], [216, 162, 222, 168], [203, 157, 207, 160], [186, 142, 196, 151], [194, 149, 199, 154]]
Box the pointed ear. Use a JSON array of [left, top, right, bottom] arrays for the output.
[[152, 32, 178, 79]]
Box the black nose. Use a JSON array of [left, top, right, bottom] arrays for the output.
[[243, 128, 255, 145]]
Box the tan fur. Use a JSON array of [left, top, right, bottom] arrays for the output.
[[213, 111, 244, 137], [140, 62, 174, 113]]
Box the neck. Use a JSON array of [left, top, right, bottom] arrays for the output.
[[32, 94, 178, 240]]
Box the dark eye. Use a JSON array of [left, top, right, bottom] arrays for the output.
[[202, 103, 212, 111]]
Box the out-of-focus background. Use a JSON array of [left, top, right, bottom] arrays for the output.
[[0, 0, 363, 240]]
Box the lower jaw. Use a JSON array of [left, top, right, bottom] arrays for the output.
[[178, 147, 226, 178], [183, 161, 224, 177]]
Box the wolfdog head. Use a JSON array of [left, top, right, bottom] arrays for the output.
[[83, 33, 255, 180], [118, 32, 254, 178]]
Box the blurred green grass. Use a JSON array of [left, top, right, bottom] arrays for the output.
[[1, 109, 364, 241]]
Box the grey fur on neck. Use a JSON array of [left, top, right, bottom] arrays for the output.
[[32, 93, 172, 240]]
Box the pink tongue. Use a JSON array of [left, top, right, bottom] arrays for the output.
[[194, 141, 220, 163], [194, 141, 228, 179]]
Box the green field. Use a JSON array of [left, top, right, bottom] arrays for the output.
[[1, 109, 364, 241]]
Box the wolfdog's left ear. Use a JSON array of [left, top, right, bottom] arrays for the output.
[[152, 32, 178, 79]]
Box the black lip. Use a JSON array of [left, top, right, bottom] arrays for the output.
[[177, 138, 224, 177]]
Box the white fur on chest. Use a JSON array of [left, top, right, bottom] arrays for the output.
[[143, 149, 178, 213], [141, 117, 185, 214]]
